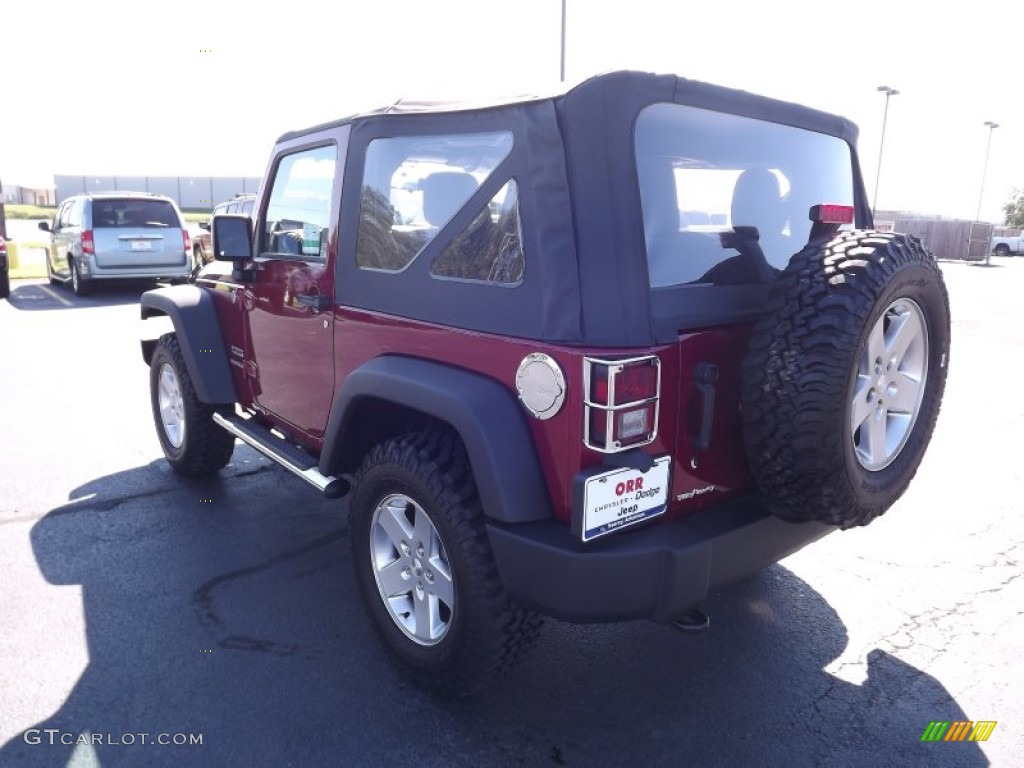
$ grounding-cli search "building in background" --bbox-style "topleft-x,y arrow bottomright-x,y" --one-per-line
53,176 -> 261,210
1,185 -> 56,206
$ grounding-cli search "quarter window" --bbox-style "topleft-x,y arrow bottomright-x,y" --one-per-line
355,132 -> 514,272
430,180 -> 524,285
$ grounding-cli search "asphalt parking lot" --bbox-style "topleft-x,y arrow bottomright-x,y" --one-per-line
0,259 -> 1021,767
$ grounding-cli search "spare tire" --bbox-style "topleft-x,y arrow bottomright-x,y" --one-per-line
741,231 -> 950,528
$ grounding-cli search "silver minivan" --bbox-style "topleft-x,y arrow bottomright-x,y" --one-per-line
40,192 -> 191,296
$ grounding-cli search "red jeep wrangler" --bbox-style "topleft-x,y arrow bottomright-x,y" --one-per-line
141,71 -> 950,694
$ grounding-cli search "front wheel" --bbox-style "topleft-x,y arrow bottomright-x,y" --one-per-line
742,231 -> 950,529
149,334 -> 235,476
349,429 -> 542,695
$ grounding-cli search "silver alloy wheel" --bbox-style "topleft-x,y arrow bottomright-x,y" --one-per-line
157,363 -> 186,449
71,261 -> 80,293
370,493 -> 454,646
850,298 -> 929,471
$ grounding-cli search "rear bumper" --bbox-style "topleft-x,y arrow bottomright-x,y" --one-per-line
85,259 -> 191,280
486,496 -> 834,623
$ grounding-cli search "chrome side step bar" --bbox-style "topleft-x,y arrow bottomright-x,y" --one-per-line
213,412 -> 350,499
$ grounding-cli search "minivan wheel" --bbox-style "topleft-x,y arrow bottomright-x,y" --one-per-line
70,258 -> 92,297
349,429 -> 542,696
741,231 -> 950,529
149,333 -> 235,476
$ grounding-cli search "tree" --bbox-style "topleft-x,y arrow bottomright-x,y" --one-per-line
1003,188 -> 1024,228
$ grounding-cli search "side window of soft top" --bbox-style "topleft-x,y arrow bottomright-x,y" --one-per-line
261,144 -> 338,260
354,131 -> 519,284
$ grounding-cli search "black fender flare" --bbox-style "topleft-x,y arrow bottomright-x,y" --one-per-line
140,285 -> 237,404
322,356 -> 553,524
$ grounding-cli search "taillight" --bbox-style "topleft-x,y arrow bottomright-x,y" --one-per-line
810,204 -> 855,224
808,203 -> 855,241
584,355 -> 661,452
81,230 -> 95,255
183,230 -> 191,253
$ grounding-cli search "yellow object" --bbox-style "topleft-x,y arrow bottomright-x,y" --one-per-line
7,241 -> 49,279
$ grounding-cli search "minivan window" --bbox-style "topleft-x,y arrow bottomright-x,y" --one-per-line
55,202 -> 70,229
635,103 -> 855,287
67,198 -> 84,227
91,198 -> 180,228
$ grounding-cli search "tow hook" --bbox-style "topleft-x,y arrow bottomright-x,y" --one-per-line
671,608 -> 710,633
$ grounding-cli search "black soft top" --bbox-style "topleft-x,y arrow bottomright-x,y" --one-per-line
279,70 -> 858,147
313,72 -> 867,346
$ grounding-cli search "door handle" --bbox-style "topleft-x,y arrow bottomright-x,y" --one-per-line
295,292 -> 331,313
690,362 -> 718,452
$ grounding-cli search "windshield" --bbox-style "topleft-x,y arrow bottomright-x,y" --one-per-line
635,103 -> 855,287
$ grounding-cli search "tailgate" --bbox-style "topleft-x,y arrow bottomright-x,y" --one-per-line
90,198 -> 187,268
94,228 -> 186,268
669,325 -> 754,516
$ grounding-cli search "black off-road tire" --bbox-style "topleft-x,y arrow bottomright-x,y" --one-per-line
741,231 -> 950,529
349,428 -> 543,696
149,333 -> 235,477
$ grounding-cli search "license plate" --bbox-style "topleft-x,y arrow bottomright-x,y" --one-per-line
577,456 -> 671,542
130,240 -> 152,251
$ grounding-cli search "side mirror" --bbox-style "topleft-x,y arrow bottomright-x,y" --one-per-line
198,220 -> 211,231
212,214 -> 253,261
38,221 -> 52,232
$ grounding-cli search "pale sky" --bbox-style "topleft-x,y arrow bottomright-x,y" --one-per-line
2,0 -> 1019,222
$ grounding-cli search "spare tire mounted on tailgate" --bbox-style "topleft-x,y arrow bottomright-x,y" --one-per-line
742,231 -> 951,529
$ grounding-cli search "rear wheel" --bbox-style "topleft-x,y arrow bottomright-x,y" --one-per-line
149,333 -> 235,476
742,231 -> 950,528
0,266 -> 9,300
349,429 -> 542,695
70,258 -> 91,297
193,245 -> 206,271
994,243 -> 1011,257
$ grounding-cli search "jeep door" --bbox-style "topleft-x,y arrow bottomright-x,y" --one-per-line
243,135 -> 346,439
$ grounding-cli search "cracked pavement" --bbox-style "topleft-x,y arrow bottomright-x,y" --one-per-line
0,263 -> 1021,766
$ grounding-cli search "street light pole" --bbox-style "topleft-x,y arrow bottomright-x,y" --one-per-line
560,0 -> 567,82
872,85 -> 899,217
978,120 -> 999,265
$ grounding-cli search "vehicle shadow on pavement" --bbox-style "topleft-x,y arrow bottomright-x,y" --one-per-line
1,461 -> 988,767
5,281 -> 156,311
